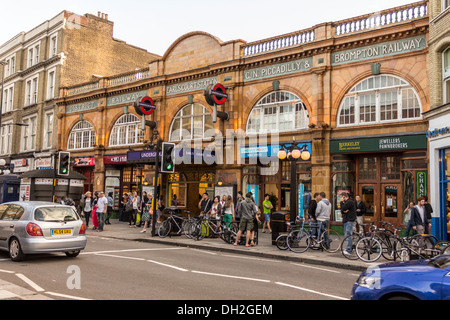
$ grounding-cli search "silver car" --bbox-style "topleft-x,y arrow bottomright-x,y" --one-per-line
0,201 -> 87,262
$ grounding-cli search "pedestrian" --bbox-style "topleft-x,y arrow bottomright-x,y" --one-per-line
354,195 -> 366,234
315,192 -> 332,250
80,191 -> 93,228
233,192 -> 257,247
130,191 -> 139,228
118,193 -> 125,221
222,195 -> 234,229
198,193 -> 212,217
424,196 -> 433,221
341,192 -> 356,255
410,197 -> 431,235
211,196 -> 222,219
171,194 -> 178,207
234,191 -> 244,222
105,192 -> 114,225
92,192 -> 99,230
95,191 -> 108,232
140,194 -> 153,233
249,197 -> 261,246
157,195 -> 165,223
262,194 -> 273,233
403,201 -> 415,237
308,193 -> 320,237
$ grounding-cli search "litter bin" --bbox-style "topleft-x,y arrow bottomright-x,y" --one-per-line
271,211 -> 291,245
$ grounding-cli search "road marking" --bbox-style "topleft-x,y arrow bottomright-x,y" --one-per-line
82,247 -> 184,255
0,269 -> 15,274
45,292 -> 92,300
94,253 -> 146,261
192,270 -> 271,283
147,259 -> 189,272
290,263 -> 341,274
15,274 -> 45,292
275,282 -> 349,300
190,248 -> 217,255
221,254 -> 282,263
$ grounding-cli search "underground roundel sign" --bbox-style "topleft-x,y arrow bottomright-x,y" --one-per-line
134,96 -> 156,116
204,83 -> 228,106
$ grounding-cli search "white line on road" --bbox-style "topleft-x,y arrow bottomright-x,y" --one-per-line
0,269 -> 15,274
275,282 -> 349,300
147,259 -> 189,272
191,270 -> 271,283
45,291 -> 92,300
221,254 -> 282,263
94,253 -> 146,261
15,273 -> 45,292
82,247 -> 184,255
290,263 -> 342,274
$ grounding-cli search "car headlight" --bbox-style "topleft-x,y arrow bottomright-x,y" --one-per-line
357,276 -> 381,289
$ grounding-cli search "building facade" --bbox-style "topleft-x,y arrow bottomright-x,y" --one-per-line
56,1 -> 430,230
0,10 -> 160,186
425,0 -> 450,240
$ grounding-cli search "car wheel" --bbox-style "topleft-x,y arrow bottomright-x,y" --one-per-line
65,250 -> 81,258
9,238 -> 25,262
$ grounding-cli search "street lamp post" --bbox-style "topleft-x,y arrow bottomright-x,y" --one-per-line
278,142 -> 311,220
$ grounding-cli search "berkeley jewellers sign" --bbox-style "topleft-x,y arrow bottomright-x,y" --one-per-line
332,35 -> 426,66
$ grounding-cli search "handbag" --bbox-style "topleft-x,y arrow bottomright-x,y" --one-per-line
125,202 -> 133,213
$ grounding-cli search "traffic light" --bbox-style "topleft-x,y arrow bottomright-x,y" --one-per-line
58,152 -> 71,176
161,143 -> 175,174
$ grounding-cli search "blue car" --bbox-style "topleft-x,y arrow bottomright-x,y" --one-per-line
351,255 -> 450,300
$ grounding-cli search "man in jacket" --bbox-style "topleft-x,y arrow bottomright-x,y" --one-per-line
341,193 -> 356,255
315,192 -> 332,249
233,192 -> 257,247
411,197 -> 431,235
355,195 -> 366,234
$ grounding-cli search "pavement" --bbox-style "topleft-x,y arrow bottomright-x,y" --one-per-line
1,219 -> 386,300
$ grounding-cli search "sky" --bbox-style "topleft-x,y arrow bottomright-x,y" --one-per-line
1,0 -> 419,56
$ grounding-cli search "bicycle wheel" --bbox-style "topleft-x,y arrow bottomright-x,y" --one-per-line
356,237 -> 382,263
381,235 -> 400,261
275,234 -> 289,251
287,229 -> 310,253
341,234 -> 360,260
321,229 -> 342,253
158,219 -> 172,238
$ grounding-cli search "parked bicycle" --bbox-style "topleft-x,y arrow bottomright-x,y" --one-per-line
340,222 -> 376,260
157,209 -> 190,238
287,219 -> 342,253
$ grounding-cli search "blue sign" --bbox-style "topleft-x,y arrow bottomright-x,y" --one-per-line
240,143 -> 312,160
247,184 -> 259,205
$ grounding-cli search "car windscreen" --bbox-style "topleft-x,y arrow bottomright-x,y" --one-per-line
34,207 -> 79,222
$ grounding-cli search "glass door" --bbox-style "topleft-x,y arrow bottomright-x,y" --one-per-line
381,184 -> 401,225
360,184 -> 376,222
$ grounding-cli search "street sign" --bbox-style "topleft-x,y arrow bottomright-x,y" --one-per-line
134,96 -> 156,116
204,83 -> 228,106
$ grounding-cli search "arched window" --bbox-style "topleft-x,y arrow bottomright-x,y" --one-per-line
109,114 -> 143,147
337,74 -> 422,127
169,104 -> 213,142
67,121 -> 96,150
246,91 -> 309,134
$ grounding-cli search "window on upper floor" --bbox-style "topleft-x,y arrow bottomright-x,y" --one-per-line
444,47 -> 450,104
0,122 -> 12,155
68,121 -> 96,150
109,114 -> 144,147
169,104 -> 214,142
21,115 -> 37,152
337,74 -> 422,127
246,91 -> 309,134
444,0 -> 450,10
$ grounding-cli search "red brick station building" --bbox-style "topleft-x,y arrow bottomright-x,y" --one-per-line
53,1 -> 449,239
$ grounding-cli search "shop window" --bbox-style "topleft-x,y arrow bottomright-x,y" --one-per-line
109,114 -> 143,147
338,74 -> 422,127
68,121 -> 96,150
333,172 -> 355,221
246,91 -> 309,134
381,156 -> 401,180
169,104 -> 213,142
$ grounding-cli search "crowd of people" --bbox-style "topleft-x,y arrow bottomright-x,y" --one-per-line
68,188 -> 434,250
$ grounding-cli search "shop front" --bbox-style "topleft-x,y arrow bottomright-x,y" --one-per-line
330,134 -> 428,227
426,103 -> 450,240
73,156 -> 95,194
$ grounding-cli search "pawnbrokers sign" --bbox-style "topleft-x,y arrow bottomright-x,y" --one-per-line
330,134 -> 427,153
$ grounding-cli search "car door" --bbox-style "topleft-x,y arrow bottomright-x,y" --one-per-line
0,204 -> 24,249
442,270 -> 450,300
0,204 -> 13,249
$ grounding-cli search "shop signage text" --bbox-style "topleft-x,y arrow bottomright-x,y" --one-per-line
103,154 -> 127,165
427,126 -> 450,139
332,35 -> 426,66
330,135 -> 427,153
240,143 -> 312,159
166,77 -> 218,96
66,100 -> 98,114
244,58 -> 313,82
107,90 -> 147,107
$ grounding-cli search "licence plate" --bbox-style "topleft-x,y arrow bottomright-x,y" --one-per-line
51,229 -> 73,236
